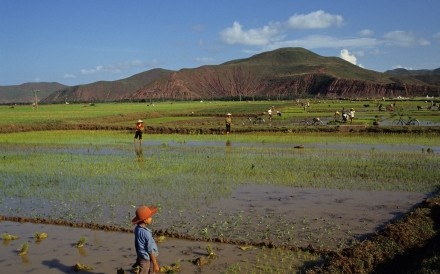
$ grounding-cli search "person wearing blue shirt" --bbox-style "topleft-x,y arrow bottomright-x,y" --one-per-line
132,205 -> 159,273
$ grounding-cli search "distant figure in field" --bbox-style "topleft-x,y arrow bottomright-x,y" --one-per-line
349,108 -> 355,123
225,113 -> 232,134
334,111 -> 340,122
134,120 -> 144,145
267,109 -> 273,121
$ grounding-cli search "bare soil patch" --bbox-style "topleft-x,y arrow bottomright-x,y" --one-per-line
1,186 -> 428,273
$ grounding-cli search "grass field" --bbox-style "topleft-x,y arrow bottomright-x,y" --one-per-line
2,98 -> 439,130
1,99 -> 439,273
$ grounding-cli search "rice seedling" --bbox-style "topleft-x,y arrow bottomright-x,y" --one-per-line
73,262 -> 94,272
34,232 -> 48,241
224,247 -> 321,273
206,244 -> 217,259
18,242 -> 29,256
2,233 -> 19,240
74,236 -> 87,248
159,261 -> 182,273
0,130 -> 439,252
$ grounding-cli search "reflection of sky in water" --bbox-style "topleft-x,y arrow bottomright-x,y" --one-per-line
1,141 -> 438,155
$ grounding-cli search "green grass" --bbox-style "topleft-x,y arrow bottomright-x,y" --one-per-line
2,99 -> 438,129
0,100 -> 439,257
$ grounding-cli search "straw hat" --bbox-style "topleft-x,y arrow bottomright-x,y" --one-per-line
227,113 -> 232,116
137,120 -> 144,123
131,205 -> 158,224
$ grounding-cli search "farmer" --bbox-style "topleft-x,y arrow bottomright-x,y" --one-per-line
225,113 -> 232,134
134,120 -> 144,145
349,108 -> 355,123
132,205 -> 160,274
334,111 -> 340,122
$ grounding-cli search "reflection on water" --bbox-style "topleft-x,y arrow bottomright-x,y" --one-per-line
134,146 -> 144,162
77,246 -> 87,256
225,140 -> 232,157
20,254 -> 30,264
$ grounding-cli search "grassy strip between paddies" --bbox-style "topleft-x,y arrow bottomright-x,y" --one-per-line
0,130 -> 440,146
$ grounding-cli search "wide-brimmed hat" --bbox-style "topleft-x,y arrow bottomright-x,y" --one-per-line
137,120 -> 144,123
131,205 -> 158,224
227,113 -> 231,116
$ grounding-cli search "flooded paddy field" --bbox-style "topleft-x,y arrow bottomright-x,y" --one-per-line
1,132 -> 439,273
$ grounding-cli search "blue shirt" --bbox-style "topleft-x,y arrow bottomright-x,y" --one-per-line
134,224 -> 159,261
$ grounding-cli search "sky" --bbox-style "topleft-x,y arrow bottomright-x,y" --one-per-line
1,0 -> 439,86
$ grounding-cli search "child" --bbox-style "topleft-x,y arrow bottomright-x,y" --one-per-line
132,205 -> 160,274
134,120 -> 144,145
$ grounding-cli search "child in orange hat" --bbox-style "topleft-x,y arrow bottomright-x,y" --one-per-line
132,205 -> 159,273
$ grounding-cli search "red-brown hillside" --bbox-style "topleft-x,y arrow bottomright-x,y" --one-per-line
131,48 -> 438,100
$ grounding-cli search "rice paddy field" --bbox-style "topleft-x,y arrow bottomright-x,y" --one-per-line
1,99 -> 440,273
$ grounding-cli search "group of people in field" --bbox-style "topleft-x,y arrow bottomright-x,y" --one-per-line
335,107 -> 355,123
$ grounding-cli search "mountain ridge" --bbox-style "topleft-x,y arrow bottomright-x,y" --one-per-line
1,48 -> 439,104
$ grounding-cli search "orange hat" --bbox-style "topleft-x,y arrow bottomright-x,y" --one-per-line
131,205 -> 158,224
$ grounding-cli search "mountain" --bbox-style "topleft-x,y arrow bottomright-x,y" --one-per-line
41,68 -> 173,103
385,67 -> 440,86
132,47 -> 439,100
0,82 -> 67,104
2,48 -> 439,104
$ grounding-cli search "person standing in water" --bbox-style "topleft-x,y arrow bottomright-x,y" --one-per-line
225,113 -> 232,134
134,120 -> 144,145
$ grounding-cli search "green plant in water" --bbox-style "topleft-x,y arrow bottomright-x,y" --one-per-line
73,262 -> 94,272
18,242 -> 29,256
206,244 -> 217,259
2,233 -> 19,240
74,236 -> 87,248
34,232 -> 48,241
159,261 -> 182,273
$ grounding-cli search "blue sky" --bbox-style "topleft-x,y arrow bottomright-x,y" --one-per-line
1,0 -> 439,86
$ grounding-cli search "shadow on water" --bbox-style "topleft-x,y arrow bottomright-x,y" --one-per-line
42,259 -> 105,274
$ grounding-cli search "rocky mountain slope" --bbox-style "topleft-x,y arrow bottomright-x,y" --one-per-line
132,48 -> 438,100
41,68 -> 172,103
1,48 -> 439,104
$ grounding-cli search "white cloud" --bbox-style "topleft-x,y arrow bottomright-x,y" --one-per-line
220,21 -> 280,46
63,74 -> 76,79
383,31 -> 430,47
359,29 -> 374,36
392,65 -> 414,70
80,60 -> 147,75
268,35 -> 378,49
286,10 -> 343,29
220,10 -> 344,46
340,49 -> 357,64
